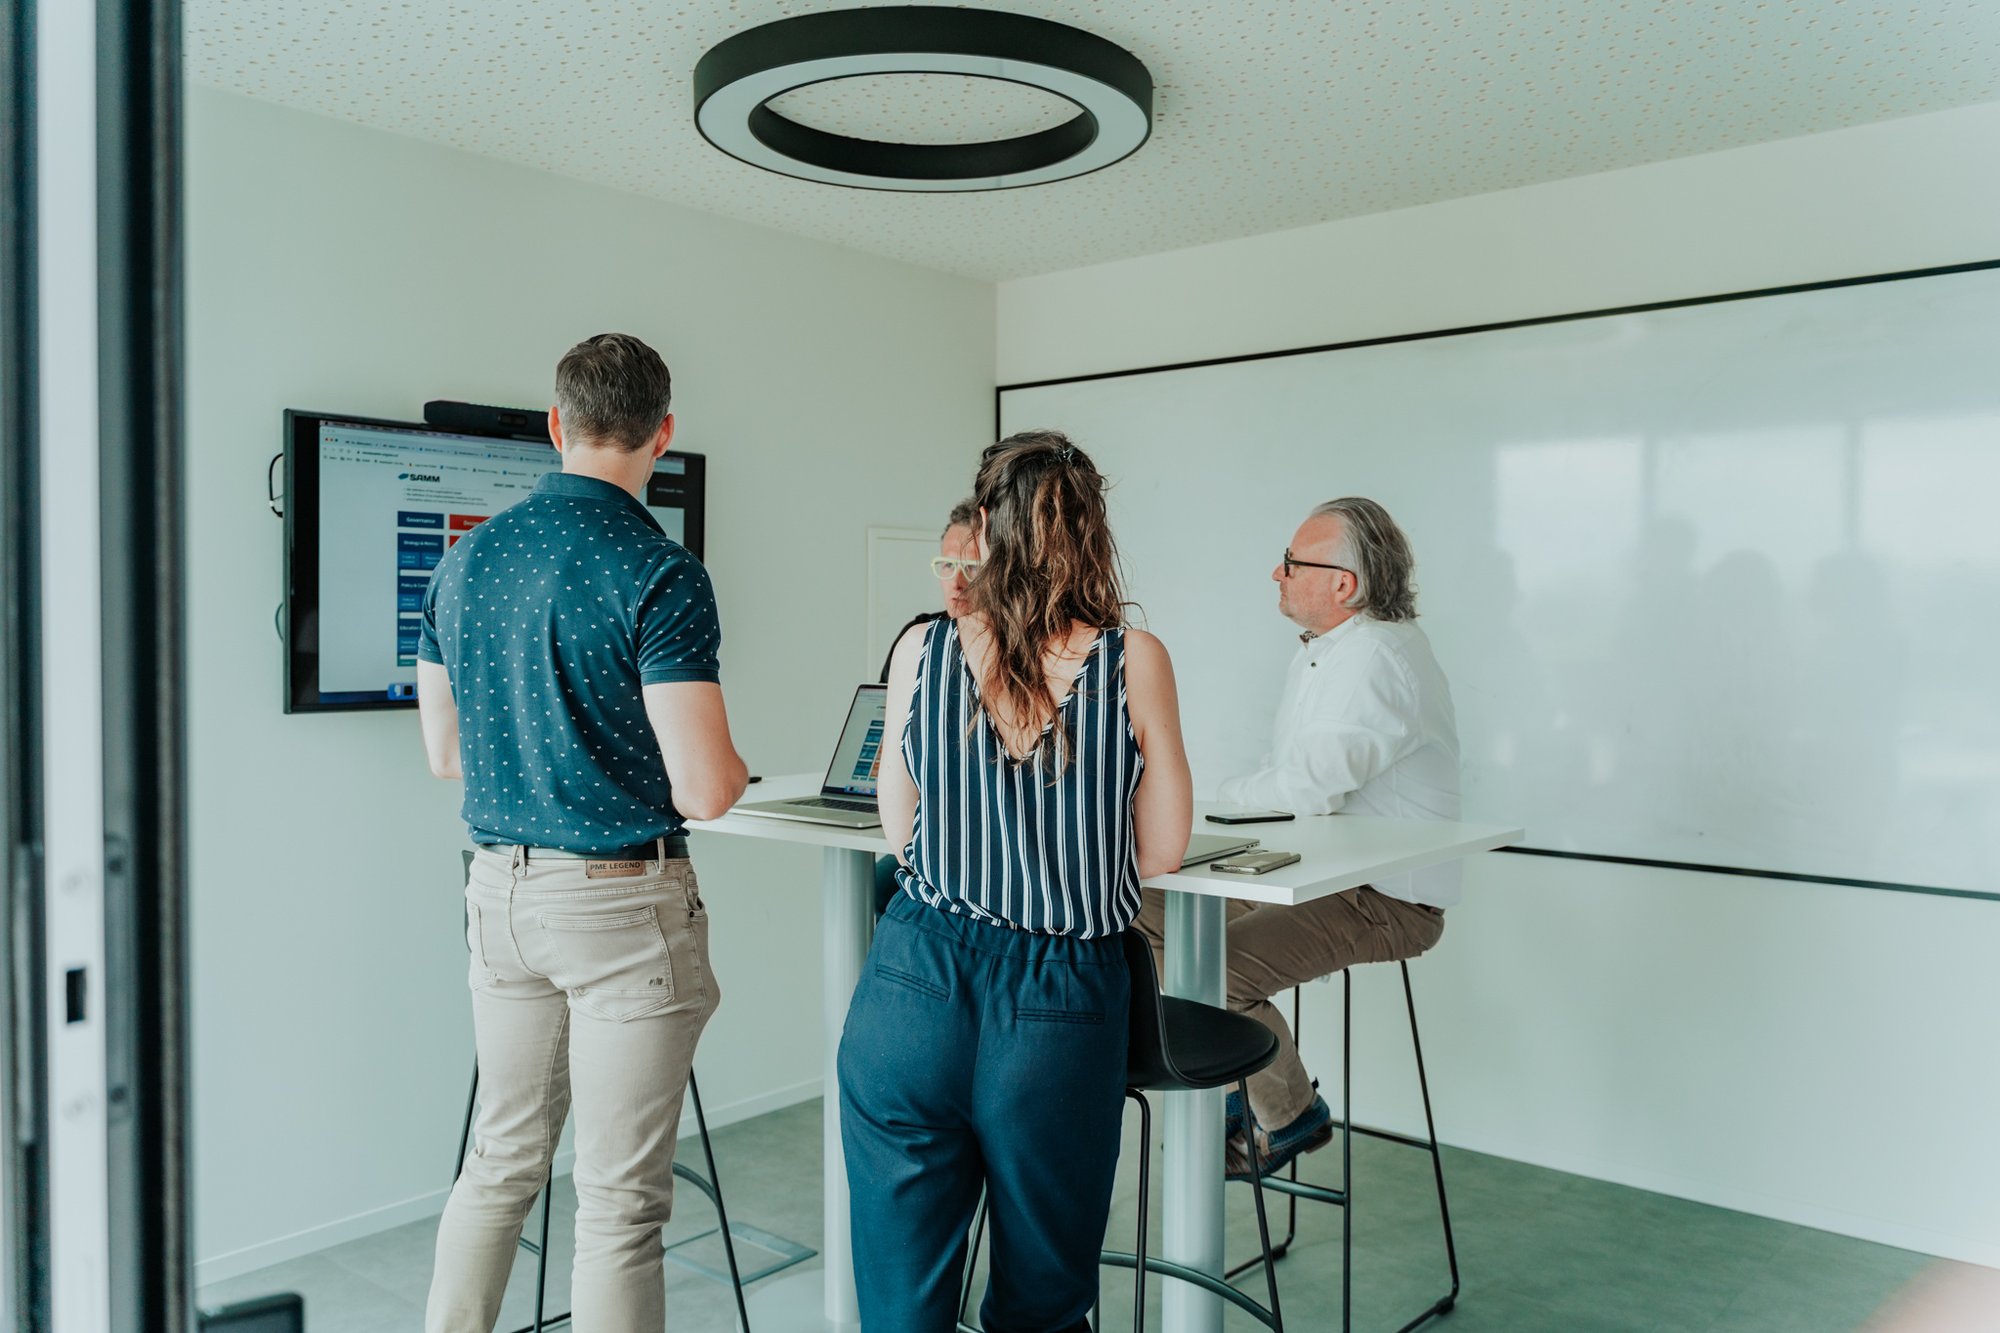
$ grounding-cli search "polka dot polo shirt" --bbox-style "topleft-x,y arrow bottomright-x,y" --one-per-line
417,471 -> 721,852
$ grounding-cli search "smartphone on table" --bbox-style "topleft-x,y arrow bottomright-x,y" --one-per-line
1210,850 -> 1303,876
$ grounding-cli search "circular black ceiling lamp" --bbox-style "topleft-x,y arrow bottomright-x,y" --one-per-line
694,7 -> 1154,193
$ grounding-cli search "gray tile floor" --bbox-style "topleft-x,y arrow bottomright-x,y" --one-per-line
197,1097 -> 1988,1331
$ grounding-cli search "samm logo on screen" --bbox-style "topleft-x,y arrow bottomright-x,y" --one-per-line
399,470 -> 444,483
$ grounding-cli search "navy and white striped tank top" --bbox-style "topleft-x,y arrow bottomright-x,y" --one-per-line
896,618 -> 1145,939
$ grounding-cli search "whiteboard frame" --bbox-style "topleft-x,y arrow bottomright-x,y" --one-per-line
998,258 -> 2000,904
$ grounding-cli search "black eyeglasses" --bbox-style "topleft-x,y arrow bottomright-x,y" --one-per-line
1281,548 -> 1352,579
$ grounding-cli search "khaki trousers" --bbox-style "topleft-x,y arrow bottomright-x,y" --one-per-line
426,846 -> 719,1333
1131,885 -> 1443,1129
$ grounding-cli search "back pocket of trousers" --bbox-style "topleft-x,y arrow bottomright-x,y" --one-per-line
539,905 -> 677,1022
875,963 -> 947,1002
1016,1007 -> 1105,1025
1015,963 -> 1116,1025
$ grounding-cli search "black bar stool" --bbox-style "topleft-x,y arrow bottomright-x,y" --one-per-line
1223,961 -> 1461,1333
451,1064 -> 753,1333
958,930 -> 1289,1332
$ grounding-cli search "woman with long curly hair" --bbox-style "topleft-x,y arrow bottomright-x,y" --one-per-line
838,430 -> 1193,1330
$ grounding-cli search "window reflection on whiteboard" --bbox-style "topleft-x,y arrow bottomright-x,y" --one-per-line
1001,264 -> 2000,893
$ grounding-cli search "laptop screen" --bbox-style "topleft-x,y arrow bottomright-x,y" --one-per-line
822,685 -> 890,797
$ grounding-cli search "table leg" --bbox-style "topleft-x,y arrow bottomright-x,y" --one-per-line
818,847 -> 874,1330
1161,888 -> 1227,1333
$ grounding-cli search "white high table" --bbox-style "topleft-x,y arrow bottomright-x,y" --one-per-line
689,774 -> 1521,1333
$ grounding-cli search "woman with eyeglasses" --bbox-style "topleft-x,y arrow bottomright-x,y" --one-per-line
838,430 -> 1194,1331
870,499 -> 981,916
875,498 -> 982,682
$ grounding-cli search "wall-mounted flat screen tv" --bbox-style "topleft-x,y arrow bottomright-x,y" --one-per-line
282,410 -> 706,713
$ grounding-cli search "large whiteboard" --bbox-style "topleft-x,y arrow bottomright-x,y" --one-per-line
1001,265 -> 2000,895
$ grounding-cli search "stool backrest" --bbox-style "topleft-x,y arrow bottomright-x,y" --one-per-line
1120,929 -> 1176,1089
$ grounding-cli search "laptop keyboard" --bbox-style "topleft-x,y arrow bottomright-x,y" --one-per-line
797,796 -> 876,813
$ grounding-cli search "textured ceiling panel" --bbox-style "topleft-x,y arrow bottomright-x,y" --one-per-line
185,1 -> 2000,280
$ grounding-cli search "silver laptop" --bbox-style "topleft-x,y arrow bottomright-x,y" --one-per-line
1180,832 -> 1261,868
734,686 -> 1270,850
736,685 -> 888,828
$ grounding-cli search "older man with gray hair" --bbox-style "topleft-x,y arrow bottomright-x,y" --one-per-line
1133,496 -> 1460,1179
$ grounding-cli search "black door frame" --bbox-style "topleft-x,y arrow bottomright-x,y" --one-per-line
1,0 -> 51,1322
97,0 -> 188,1326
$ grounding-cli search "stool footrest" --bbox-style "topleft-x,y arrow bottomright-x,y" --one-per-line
1330,1117 -> 1441,1153
497,1313 -> 570,1333
1098,1249 -> 1282,1330
1255,1176 -> 1347,1207
664,1220 -> 815,1287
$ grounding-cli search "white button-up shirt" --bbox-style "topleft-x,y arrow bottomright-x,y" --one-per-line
1217,615 -> 1463,908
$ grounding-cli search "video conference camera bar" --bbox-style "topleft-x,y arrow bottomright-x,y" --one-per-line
423,400 -> 552,445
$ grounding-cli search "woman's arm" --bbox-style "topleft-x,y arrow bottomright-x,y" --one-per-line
1123,629 -> 1193,877
877,620 -> 930,863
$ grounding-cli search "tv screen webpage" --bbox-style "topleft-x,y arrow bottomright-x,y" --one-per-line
284,410 -> 706,712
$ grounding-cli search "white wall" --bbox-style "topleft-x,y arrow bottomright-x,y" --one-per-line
186,85 -> 993,1281
1002,102 -> 2000,384
999,101 -> 2000,1267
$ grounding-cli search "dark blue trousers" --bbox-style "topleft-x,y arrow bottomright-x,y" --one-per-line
838,893 -> 1131,1333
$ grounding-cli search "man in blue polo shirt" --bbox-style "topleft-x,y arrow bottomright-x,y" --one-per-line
416,333 -> 747,1332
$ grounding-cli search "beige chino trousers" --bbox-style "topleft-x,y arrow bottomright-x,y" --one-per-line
426,845 -> 718,1333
